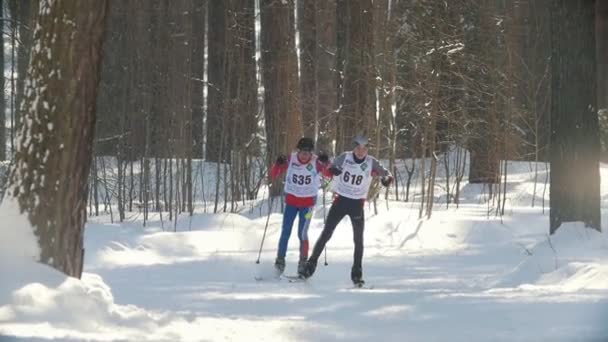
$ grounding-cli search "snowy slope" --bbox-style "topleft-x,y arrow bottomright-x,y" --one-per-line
1,161 -> 608,341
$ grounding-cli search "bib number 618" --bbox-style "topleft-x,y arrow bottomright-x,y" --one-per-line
343,171 -> 363,185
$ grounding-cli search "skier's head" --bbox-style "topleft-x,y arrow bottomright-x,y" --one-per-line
352,135 -> 370,159
296,137 -> 314,162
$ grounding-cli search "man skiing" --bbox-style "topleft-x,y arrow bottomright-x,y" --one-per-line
301,135 -> 393,286
270,137 -> 330,277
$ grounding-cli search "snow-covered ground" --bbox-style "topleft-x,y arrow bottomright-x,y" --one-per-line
2,161 -> 608,341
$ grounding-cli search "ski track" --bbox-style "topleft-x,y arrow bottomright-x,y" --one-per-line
80,203 -> 608,342
3,160 -> 608,341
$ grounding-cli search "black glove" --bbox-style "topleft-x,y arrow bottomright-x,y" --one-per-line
318,152 -> 329,163
276,155 -> 287,165
381,176 -> 393,187
329,166 -> 342,176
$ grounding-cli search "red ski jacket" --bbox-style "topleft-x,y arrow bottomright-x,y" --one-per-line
270,154 -> 331,208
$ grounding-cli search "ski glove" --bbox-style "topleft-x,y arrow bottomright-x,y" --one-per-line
381,176 -> 393,187
276,155 -> 287,165
329,166 -> 342,176
318,152 -> 329,163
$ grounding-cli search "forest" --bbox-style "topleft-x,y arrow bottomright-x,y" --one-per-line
0,0 -> 604,277
0,1 -> 607,341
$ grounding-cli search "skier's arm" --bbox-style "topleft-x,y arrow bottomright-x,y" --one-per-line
315,152 -> 332,178
371,157 -> 393,186
328,153 -> 348,176
270,155 -> 290,181
371,157 -> 391,178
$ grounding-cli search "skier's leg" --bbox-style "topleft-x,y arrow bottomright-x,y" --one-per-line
277,205 -> 298,257
308,199 -> 346,263
297,207 -> 313,259
302,198 -> 347,278
349,200 -> 365,282
275,205 -> 298,273
297,207 -> 313,275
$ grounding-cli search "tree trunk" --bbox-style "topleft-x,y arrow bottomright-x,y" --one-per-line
0,0 -> 5,161
549,0 -> 601,234
191,0 -> 206,159
94,0 -> 126,157
92,156 -> 99,216
261,0 -> 303,196
315,0 -> 337,152
206,0 -> 226,162
236,0 -> 257,200
404,158 -> 415,202
335,0 -> 347,153
6,0 -> 109,278
299,0 -> 338,151
299,0 -> 316,138
9,4 -> 15,156
597,0 -> 608,115
465,0 -> 500,185
336,0 -> 375,151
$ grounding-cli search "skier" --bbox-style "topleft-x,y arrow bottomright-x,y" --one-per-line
300,135 -> 393,286
270,137 -> 330,277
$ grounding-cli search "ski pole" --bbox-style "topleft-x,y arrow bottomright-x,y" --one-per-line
323,180 -> 328,266
256,186 -> 274,264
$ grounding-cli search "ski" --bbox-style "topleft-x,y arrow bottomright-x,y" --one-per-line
254,274 -> 306,282
352,281 -> 373,289
352,284 -> 374,289
282,274 -> 306,282
254,275 -> 280,282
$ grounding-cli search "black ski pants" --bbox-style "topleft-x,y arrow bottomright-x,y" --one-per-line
309,195 -> 365,270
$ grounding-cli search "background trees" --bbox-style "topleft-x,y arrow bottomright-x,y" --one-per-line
0,0 -> 604,277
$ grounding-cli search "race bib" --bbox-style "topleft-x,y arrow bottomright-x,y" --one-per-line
332,153 -> 372,199
284,152 -> 320,197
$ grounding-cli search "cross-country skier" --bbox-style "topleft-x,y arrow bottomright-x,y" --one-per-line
270,137 -> 330,277
300,135 -> 393,286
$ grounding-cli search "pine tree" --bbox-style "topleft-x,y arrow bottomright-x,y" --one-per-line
549,0 -> 601,234
260,0 -> 303,195
7,0 -> 109,278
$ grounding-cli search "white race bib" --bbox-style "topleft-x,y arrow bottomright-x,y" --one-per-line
332,153 -> 373,199
284,152 -> 320,197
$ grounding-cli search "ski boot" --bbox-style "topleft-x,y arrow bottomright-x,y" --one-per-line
274,256 -> 285,276
297,257 -> 308,278
351,266 -> 365,287
301,259 -> 317,279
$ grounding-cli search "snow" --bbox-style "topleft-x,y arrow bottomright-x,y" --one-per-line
0,197 -> 40,261
1,161 -> 608,341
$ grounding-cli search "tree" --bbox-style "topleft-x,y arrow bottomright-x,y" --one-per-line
206,0 -> 226,162
298,0 -> 337,152
298,0 -> 317,138
260,0 -> 303,195
6,0 -> 109,278
336,0 -> 376,152
598,0 -> 608,116
597,0 -> 608,161
549,0 -> 601,234
315,0 -> 338,153
191,0 -> 206,159
464,0 -> 501,185
225,0 -> 257,205
0,0 -> 5,161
